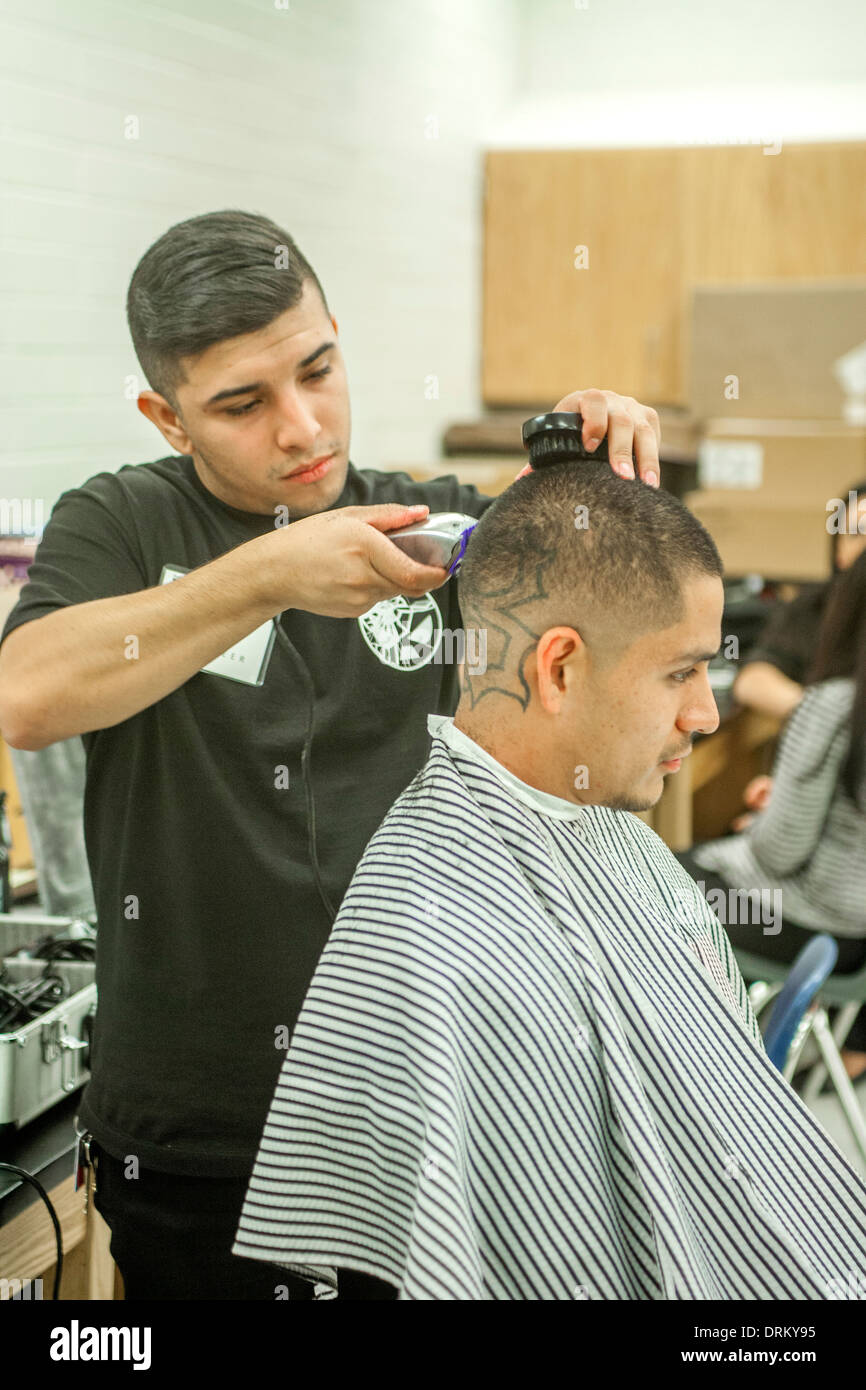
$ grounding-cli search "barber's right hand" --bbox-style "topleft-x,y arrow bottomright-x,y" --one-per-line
258,503 -> 450,618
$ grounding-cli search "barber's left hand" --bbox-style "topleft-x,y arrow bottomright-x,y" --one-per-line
514,388 -> 661,486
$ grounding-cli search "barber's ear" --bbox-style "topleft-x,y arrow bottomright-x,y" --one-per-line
136,391 -> 193,455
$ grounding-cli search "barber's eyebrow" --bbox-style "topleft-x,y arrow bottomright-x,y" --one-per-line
204,341 -> 336,406
669,646 -> 721,667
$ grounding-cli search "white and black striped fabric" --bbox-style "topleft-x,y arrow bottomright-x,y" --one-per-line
693,678 -> 866,935
233,713 -> 866,1299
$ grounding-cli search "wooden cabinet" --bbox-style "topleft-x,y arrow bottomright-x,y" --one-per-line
483,143 -> 866,407
0,736 -> 34,874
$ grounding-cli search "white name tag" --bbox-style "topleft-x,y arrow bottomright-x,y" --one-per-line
159,564 -> 276,686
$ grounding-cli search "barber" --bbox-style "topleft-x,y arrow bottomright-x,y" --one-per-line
0,209 -> 661,1301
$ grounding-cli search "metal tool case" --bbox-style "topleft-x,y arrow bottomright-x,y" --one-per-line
0,914 -> 96,1141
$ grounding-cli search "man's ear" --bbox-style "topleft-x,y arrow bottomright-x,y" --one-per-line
136,391 -> 194,455
536,627 -> 582,712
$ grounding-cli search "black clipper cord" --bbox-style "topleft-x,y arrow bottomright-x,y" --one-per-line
272,621 -> 338,927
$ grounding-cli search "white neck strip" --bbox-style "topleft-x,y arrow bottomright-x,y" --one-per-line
427,714 -> 589,822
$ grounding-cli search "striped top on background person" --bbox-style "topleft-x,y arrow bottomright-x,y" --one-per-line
691,677 -> 866,935
232,713 -> 866,1301
695,543 -> 866,935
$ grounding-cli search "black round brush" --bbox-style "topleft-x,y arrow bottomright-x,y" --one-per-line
521,411 -> 610,469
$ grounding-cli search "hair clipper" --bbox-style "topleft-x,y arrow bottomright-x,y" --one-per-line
387,512 -> 478,577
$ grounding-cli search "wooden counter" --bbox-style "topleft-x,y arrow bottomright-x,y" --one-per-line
0,1092 -> 122,1300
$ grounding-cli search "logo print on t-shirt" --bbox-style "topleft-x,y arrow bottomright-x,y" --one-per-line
358,594 -> 443,670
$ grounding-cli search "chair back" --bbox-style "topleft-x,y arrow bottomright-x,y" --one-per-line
762,935 -> 839,1071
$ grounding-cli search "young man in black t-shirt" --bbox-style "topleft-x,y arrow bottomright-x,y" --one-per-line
0,209 -> 662,1300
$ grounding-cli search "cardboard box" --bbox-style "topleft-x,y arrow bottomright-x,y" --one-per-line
689,279 -> 866,421
698,419 -> 866,506
685,489 -> 833,581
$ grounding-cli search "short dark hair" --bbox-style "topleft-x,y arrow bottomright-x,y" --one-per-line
457,461 -> 723,695
126,209 -> 328,407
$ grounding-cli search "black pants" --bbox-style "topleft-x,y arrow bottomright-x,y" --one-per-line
674,847 -> 866,1051
90,1139 -> 397,1300
90,1139 -> 317,1300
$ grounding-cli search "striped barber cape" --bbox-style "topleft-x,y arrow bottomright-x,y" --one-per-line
233,713 -> 866,1300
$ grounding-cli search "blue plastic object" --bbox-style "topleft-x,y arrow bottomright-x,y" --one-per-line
762,934 -> 839,1071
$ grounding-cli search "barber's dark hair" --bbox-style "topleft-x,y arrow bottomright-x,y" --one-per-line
126,209 -> 328,408
808,546 -> 866,809
457,461 -> 723,702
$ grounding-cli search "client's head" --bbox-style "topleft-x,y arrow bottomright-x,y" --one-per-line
455,462 -> 724,812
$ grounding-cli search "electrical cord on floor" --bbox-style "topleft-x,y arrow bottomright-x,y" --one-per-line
0,1161 -> 62,1298
272,622 -> 338,926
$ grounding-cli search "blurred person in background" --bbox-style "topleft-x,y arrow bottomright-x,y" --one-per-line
731,480 -> 866,831
734,480 -> 866,722
676,547 -> 866,1079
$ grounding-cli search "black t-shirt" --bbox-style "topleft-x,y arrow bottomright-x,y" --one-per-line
0,455 -> 495,1175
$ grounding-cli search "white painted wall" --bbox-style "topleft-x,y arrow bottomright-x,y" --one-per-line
0,0 -> 518,520
489,0 -> 866,149
3,0 -> 863,524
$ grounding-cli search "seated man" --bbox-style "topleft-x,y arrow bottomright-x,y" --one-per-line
233,462 -> 866,1300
